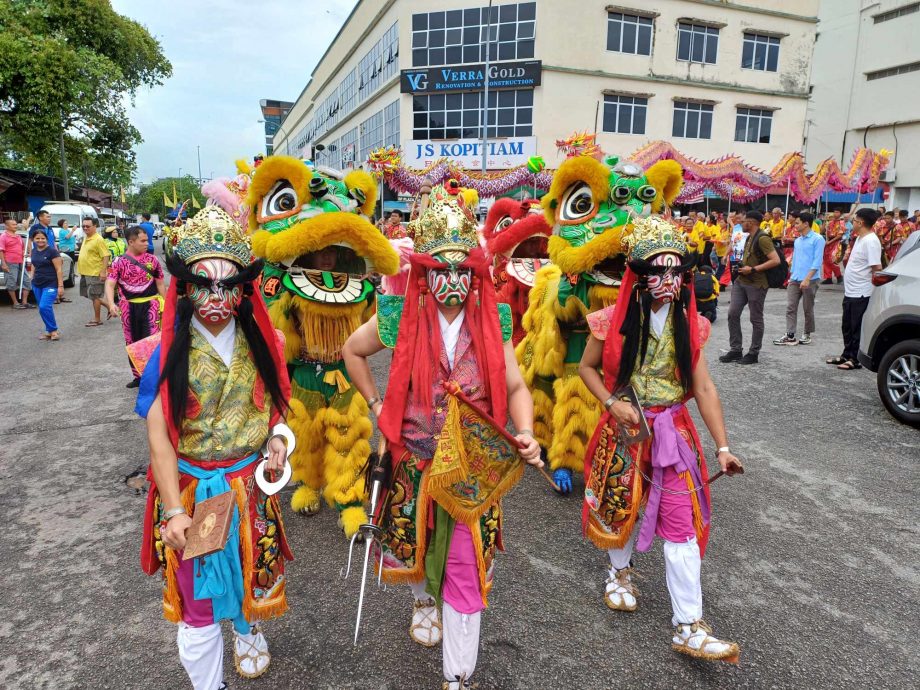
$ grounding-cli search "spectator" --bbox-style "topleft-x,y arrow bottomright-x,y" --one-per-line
714,216 -> 730,279
1,217 -> 33,309
721,210 -> 781,365
104,226 -> 166,387
774,212 -> 825,346
77,217 -> 110,327
28,229 -> 63,341
28,210 -> 56,254
828,208 -> 882,370
138,213 -> 156,254
762,207 -> 786,240
382,210 -> 407,239
53,219 -> 76,304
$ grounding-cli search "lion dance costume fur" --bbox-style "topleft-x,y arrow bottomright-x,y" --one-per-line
246,156 -> 399,536
482,198 -> 552,346
517,155 -> 683,490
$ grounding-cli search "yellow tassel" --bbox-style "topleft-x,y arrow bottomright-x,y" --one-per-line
426,394 -> 468,493
291,299 -> 366,363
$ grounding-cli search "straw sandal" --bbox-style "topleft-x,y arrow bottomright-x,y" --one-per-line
604,567 -> 639,611
409,599 -> 442,647
672,620 -> 740,663
233,625 -> 271,679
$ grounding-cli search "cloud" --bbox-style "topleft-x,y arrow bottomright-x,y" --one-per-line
111,0 -> 357,184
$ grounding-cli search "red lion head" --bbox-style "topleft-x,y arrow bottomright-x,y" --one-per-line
483,198 -> 552,289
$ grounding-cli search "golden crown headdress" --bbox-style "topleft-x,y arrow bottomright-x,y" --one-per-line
172,205 -> 252,266
623,215 -> 688,262
411,182 -> 479,262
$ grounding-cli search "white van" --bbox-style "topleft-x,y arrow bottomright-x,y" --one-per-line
39,201 -> 99,251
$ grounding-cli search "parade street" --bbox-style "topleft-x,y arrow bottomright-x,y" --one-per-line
0,282 -> 916,690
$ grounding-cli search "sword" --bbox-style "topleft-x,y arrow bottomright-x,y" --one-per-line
341,437 -> 390,645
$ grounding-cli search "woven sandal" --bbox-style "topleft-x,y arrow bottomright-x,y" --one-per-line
672,620 -> 740,663
234,625 -> 271,679
409,599 -> 442,647
604,567 -> 639,612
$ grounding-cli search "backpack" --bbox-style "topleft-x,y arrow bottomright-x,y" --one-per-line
751,230 -> 788,289
694,268 -> 715,300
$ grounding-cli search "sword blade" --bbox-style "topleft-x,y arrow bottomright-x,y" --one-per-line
353,534 -> 374,645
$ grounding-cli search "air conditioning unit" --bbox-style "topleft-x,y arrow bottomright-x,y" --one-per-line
879,169 -> 896,182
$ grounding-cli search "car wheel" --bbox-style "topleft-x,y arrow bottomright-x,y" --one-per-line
64,260 -> 75,288
876,338 -> 920,427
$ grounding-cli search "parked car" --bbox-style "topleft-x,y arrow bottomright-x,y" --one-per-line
0,230 -> 76,292
858,246 -> 920,427
40,202 -> 96,251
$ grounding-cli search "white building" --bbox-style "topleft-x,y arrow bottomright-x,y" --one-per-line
806,0 -> 920,211
272,0 -> 819,198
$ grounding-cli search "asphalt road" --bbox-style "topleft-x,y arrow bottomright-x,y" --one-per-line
1,272 -> 917,690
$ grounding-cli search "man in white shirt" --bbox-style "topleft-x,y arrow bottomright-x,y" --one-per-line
828,208 -> 882,370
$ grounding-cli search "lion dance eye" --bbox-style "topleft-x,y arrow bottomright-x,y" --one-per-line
637,185 -> 658,202
261,180 -> 299,218
611,185 -> 633,204
560,183 -> 596,221
495,216 -> 514,232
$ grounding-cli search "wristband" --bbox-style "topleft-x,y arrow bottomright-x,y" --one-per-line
518,429 -> 534,437
366,396 -> 381,409
162,506 -> 187,521
716,446 -> 730,455
603,394 -> 617,410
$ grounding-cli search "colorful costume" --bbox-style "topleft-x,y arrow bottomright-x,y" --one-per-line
108,251 -> 164,379
246,156 -> 399,536
374,183 -> 518,690
482,197 -> 552,346
582,215 -> 739,663
517,155 -> 683,491
822,217 -> 846,281
135,205 -> 298,687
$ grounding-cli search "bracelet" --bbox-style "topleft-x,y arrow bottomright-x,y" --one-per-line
603,394 -> 617,410
162,506 -> 186,521
716,446 -> 730,455
366,396 -> 381,409
518,429 -> 534,437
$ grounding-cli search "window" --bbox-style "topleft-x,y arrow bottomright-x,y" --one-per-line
359,22 -> 399,102
677,22 -> 719,64
383,100 -> 400,147
742,33 -> 780,72
359,110 -> 385,165
411,2 -> 536,67
607,12 -> 653,55
412,89 -> 533,139
874,2 -> 919,23
866,60 -> 920,80
735,108 -> 773,143
602,95 -> 647,135
672,101 -> 713,139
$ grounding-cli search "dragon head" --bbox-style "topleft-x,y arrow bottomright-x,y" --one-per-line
246,155 -> 398,305
541,155 -> 683,284
483,197 -> 552,288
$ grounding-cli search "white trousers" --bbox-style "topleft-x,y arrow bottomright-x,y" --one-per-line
607,534 -> 703,626
409,579 -> 431,602
177,622 -> 224,690
442,600 -> 481,684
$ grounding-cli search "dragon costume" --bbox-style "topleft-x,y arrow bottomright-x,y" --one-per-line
516,155 -> 683,492
482,197 -> 552,347
246,156 -> 399,537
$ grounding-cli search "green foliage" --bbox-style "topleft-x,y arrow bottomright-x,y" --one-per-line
0,0 -> 171,187
127,176 -> 201,216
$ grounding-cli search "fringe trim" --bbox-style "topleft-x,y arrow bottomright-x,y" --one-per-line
584,464 -> 642,550
288,299 -> 366,363
431,461 -> 524,528
162,482 -> 197,624
239,476 -> 288,622
381,470 -> 431,586
470,523 -> 491,609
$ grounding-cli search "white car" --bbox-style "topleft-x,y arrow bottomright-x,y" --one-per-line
858,244 -> 920,427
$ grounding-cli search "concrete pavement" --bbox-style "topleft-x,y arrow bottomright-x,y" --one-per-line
0,276 -> 917,689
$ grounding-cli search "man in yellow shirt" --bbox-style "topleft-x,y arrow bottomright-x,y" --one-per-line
76,217 -> 110,326
761,208 -> 787,240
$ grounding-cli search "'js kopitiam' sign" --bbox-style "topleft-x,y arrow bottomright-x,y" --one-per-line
403,137 -> 537,169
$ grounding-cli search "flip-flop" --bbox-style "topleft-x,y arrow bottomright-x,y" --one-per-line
49,333 -> 60,341
59,297 -> 72,303
38,334 -> 51,340
826,356 -> 846,365
837,360 -> 861,370
84,321 -> 102,327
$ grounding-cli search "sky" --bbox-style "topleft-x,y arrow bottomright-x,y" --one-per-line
111,0 -> 358,185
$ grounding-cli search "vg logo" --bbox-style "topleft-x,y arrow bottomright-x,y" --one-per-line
405,71 -> 428,91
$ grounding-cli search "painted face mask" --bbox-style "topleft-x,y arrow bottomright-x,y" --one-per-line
188,258 -> 243,323
427,266 -> 472,306
645,253 -> 684,303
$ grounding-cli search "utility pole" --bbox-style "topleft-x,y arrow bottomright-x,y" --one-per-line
59,112 -> 70,200
197,145 -> 203,184
480,0 -> 494,177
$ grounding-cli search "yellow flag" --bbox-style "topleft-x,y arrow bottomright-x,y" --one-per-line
120,186 -> 126,204
163,191 -> 171,207
191,193 -> 201,209
171,183 -> 178,207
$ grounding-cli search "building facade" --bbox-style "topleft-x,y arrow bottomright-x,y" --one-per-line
273,0 -> 819,185
805,0 -> 920,211
259,99 -> 294,155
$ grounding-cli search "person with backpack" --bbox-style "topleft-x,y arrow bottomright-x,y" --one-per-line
773,212 -> 825,347
720,211 -> 781,365
694,263 -> 720,323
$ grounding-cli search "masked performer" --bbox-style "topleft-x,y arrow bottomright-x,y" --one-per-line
482,198 -> 552,346
343,183 -> 542,690
517,155 -> 683,489
135,205 -> 299,688
578,215 -> 743,663
246,156 -> 398,537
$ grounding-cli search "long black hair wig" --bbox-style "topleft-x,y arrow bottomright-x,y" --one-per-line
160,252 -> 288,429
614,254 -> 697,396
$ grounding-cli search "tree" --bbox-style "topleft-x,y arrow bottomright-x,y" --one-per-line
128,176 -> 203,217
0,0 -> 171,188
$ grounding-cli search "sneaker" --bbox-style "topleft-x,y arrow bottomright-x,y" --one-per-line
718,350 -> 743,363
126,379 -> 140,389
739,352 -> 759,365
798,333 -> 813,345
772,334 -> 798,346
820,278 -> 833,285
